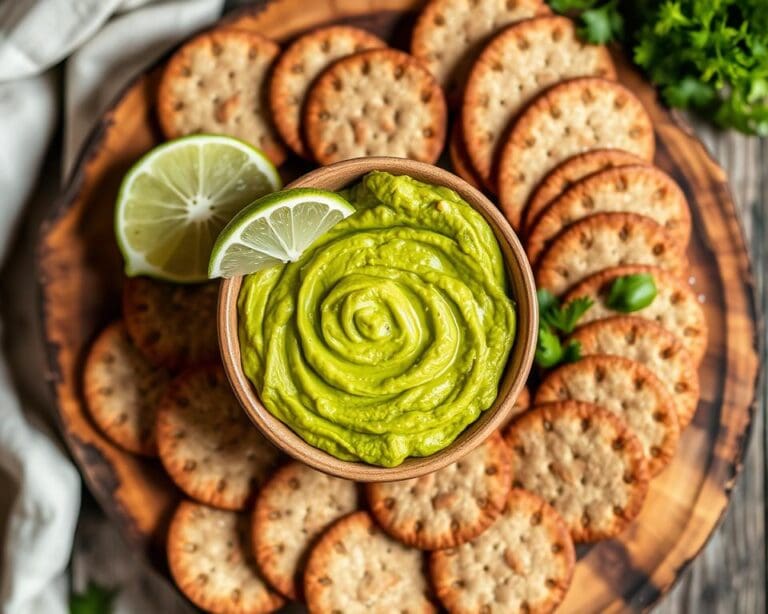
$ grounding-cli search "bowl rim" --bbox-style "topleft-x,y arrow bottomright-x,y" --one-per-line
218,157 -> 538,481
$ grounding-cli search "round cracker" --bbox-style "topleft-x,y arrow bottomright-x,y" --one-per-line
535,212 -> 688,296
535,355 -> 680,475
304,48 -> 447,165
157,365 -> 281,510
167,500 -> 284,614
526,165 -> 691,265
411,0 -> 548,101
569,316 -> 701,428
497,77 -> 655,228
304,511 -> 436,613
448,121 -> 483,190
430,488 -> 575,614
157,29 -> 286,165
252,462 -> 359,600
564,265 -> 708,365
463,16 -> 615,188
122,277 -> 219,371
366,433 -> 511,550
269,26 -> 386,158
524,149 -> 644,231
83,321 -> 170,456
504,401 -> 649,542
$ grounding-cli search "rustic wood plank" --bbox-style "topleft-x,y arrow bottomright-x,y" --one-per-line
654,129 -> 766,614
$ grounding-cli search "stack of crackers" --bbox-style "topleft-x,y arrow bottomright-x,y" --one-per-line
79,0 -> 710,611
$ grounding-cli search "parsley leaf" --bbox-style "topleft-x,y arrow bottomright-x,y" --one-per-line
70,582 -> 117,614
562,340 -> 583,364
547,0 -> 768,135
535,326 -> 564,368
541,296 -> 594,334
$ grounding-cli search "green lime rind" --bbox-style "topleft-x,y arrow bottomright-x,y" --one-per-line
208,188 -> 355,279
115,134 -> 281,283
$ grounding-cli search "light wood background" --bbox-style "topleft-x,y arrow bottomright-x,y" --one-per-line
652,126 -> 766,614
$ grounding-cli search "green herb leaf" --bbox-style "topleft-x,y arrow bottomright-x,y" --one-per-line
606,273 -> 657,312
537,288 -> 558,314
562,340 -> 583,363
579,1 -> 623,44
70,582 -> 117,614
542,296 -> 594,334
535,326 -> 564,368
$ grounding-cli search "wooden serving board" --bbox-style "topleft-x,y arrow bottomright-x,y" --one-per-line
37,0 -> 760,611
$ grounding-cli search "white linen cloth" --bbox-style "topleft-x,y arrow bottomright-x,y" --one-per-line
0,1 -> 224,612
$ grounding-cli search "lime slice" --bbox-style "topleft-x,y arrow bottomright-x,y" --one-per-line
209,188 -> 355,278
115,134 -> 281,283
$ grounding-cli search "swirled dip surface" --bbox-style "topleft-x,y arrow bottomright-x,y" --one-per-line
238,172 -> 516,466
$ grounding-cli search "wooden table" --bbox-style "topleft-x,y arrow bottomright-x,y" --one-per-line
654,125 -> 766,614
0,92 -> 763,614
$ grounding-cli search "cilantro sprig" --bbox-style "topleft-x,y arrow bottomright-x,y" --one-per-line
70,582 -> 117,614
547,0 -> 768,135
535,290 -> 593,369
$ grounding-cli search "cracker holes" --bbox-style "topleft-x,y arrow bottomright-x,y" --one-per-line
626,328 -> 637,344
650,446 -> 662,458
595,366 -> 606,382
629,126 -> 644,139
434,14 -> 445,26
612,437 -> 625,451
613,505 -> 625,517
618,224 -> 630,241
652,243 -> 665,255
321,40 -> 331,53
635,377 -> 645,391
675,382 -> 688,393
615,176 -> 629,191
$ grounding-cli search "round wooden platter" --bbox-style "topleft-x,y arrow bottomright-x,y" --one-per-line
37,0 -> 759,611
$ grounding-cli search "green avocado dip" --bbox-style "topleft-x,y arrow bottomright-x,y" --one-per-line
237,172 -> 516,467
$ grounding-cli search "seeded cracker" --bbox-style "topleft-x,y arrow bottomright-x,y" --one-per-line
411,0 -> 549,101
84,321 -> 170,456
462,16 -> 615,188
535,355 -> 680,475
535,212 -> 688,296
569,316 -> 701,428
497,77 -> 655,228
156,365 -> 281,510
564,265 -> 708,365
430,489 -> 575,614
122,277 -> 219,371
269,26 -> 386,158
304,48 -> 447,165
524,149 -> 643,231
448,121 -> 483,190
157,29 -> 286,165
167,500 -> 284,613
252,462 -> 359,599
504,401 -> 649,542
367,433 -> 511,550
304,511 -> 436,614
526,165 -> 691,265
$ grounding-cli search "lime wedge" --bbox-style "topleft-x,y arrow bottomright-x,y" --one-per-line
115,134 -> 281,283
209,188 -> 355,278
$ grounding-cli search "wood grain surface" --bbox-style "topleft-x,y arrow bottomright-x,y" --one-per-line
34,1 -> 761,612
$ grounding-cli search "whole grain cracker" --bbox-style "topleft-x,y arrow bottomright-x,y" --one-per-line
526,165 -> 691,265
535,355 -> 680,475
524,149 -> 644,231
504,401 -> 649,542
157,29 -> 286,165
366,433 -> 511,550
569,316 -> 700,428
304,511 -> 436,614
564,265 -> 708,365
535,212 -> 688,296
83,321 -> 170,456
167,500 -> 284,614
501,385 -> 532,429
411,0 -> 549,101
252,462 -> 359,600
497,77 -> 655,228
430,488 -> 575,614
122,277 -> 219,371
448,121 -> 483,190
269,26 -> 386,158
462,16 -> 615,188
304,48 -> 447,165
156,365 -> 280,510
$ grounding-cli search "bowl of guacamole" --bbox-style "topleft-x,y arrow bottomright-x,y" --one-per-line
219,158 -> 537,481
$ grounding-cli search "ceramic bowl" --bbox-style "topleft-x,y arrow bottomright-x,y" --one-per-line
218,157 -> 537,481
